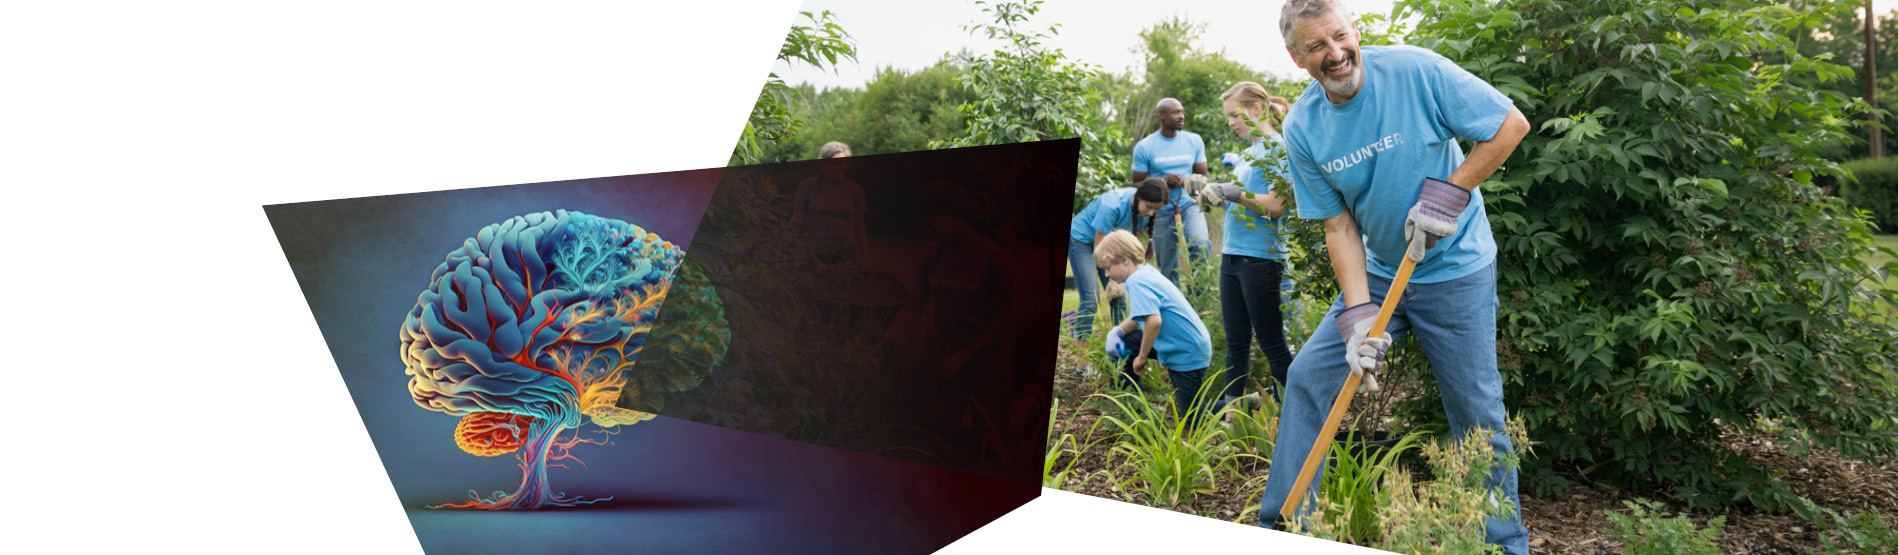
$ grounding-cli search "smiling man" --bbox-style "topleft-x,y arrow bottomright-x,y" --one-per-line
1254,0 -> 1532,553
1128,97 -> 1212,288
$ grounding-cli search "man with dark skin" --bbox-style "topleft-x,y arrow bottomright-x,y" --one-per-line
1129,97 -> 1213,288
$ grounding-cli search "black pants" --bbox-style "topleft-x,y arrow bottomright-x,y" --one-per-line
1115,328 -> 1213,433
1219,254 -> 1295,401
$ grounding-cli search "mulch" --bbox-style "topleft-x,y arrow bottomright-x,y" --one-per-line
1046,342 -> 1898,554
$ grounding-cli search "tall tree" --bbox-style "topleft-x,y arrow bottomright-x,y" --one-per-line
732,11 -> 857,166
933,0 -> 1126,208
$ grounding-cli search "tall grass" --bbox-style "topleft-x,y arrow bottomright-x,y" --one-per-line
1092,375 -> 1259,507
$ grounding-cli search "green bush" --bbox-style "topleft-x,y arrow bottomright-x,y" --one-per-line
1604,499 -> 1725,555
1292,421 -> 1527,555
1810,505 -> 1898,555
1401,0 -> 1898,510
1839,157 -> 1898,232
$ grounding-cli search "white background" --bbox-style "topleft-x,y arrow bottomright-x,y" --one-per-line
8,1 -> 1371,553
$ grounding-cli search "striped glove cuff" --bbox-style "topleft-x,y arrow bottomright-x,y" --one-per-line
1419,177 -> 1470,222
1336,302 -> 1380,340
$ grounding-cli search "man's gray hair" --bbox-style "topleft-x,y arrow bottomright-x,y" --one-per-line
1280,0 -> 1351,47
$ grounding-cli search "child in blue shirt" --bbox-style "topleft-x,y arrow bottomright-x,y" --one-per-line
1095,229 -> 1218,432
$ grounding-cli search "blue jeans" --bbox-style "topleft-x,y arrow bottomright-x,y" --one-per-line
1255,262 -> 1525,555
1152,197 -> 1211,288
1219,255 -> 1295,399
1068,238 -> 1126,339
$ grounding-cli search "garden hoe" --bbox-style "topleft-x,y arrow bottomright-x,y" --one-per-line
1278,236 -> 1421,522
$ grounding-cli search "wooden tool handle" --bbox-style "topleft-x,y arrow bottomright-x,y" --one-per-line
1278,242 -> 1420,522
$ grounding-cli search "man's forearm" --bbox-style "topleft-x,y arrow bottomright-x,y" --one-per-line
1325,212 -> 1372,306
1447,106 -> 1530,190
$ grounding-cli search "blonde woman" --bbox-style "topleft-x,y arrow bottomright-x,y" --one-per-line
1198,82 -> 1296,409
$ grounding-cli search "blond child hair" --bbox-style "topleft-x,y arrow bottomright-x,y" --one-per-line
1094,229 -> 1146,269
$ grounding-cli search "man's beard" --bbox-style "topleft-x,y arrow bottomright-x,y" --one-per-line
1317,53 -> 1362,99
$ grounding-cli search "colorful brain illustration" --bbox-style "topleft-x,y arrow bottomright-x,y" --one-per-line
400,209 -> 713,510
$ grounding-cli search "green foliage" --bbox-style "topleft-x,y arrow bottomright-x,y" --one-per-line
932,0 -> 1126,208
1778,2 -> 1898,161
755,62 -> 978,163
733,11 -> 857,165
1113,17 -> 1288,184
1401,0 -> 1898,510
1091,377 -> 1256,508
1311,429 -> 1429,545
1043,398 -> 1109,489
1840,156 -> 1898,231
1603,499 -> 1726,555
1809,505 -> 1898,555
1292,421 -> 1528,554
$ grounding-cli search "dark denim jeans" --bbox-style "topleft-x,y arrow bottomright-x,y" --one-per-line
1218,254 -> 1295,400
1255,262 -> 1526,555
1152,197 -> 1211,288
1068,238 -> 1128,339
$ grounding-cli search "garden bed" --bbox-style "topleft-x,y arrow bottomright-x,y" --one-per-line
1046,341 -> 1898,554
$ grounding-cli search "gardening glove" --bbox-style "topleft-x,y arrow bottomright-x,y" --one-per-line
1184,174 -> 1208,200
1221,152 -> 1243,167
1403,177 -> 1470,261
1105,326 -> 1128,359
1337,302 -> 1389,391
1198,183 -> 1244,208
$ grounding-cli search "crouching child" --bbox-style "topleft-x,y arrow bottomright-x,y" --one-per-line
1095,229 -> 1218,432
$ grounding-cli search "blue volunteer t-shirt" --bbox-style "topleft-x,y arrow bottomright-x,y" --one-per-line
1070,187 -> 1147,244
1283,45 -> 1511,284
1125,264 -> 1211,371
1223,134 -> 1291,260
1131,130 -> 1208,215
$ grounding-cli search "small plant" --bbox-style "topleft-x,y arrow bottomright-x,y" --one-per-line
1308,427 -> 1428,545
1602,499 -> 1725,555
1289,419 -> 1529,555
1809,505 -> 1898,555
1043,398 -> 1109,490
1091,376 -> 1254,507
1218,381 -> 1279,457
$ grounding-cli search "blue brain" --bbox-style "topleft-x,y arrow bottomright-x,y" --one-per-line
399,210 -> 684,426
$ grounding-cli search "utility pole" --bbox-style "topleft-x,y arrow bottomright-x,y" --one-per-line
1871,0 -> 1884,157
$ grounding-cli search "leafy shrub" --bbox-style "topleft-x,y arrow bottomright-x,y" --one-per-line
1810,505 -> 1898,555
1838,156 -> 1898,232
1603,499 -> 1725,555
1401,0 -> 1898,510
931,0 -> 1126,209
1292,420 -> 1528,554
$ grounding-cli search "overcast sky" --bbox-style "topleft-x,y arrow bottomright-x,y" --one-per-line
775,0 -> 1400,90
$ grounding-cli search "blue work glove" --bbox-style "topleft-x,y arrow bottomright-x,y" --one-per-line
1336,302 -> 1389,390
1221,152 -> 1243,167
1404,177 -> 1470,261
1105,326 -> 1128,359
